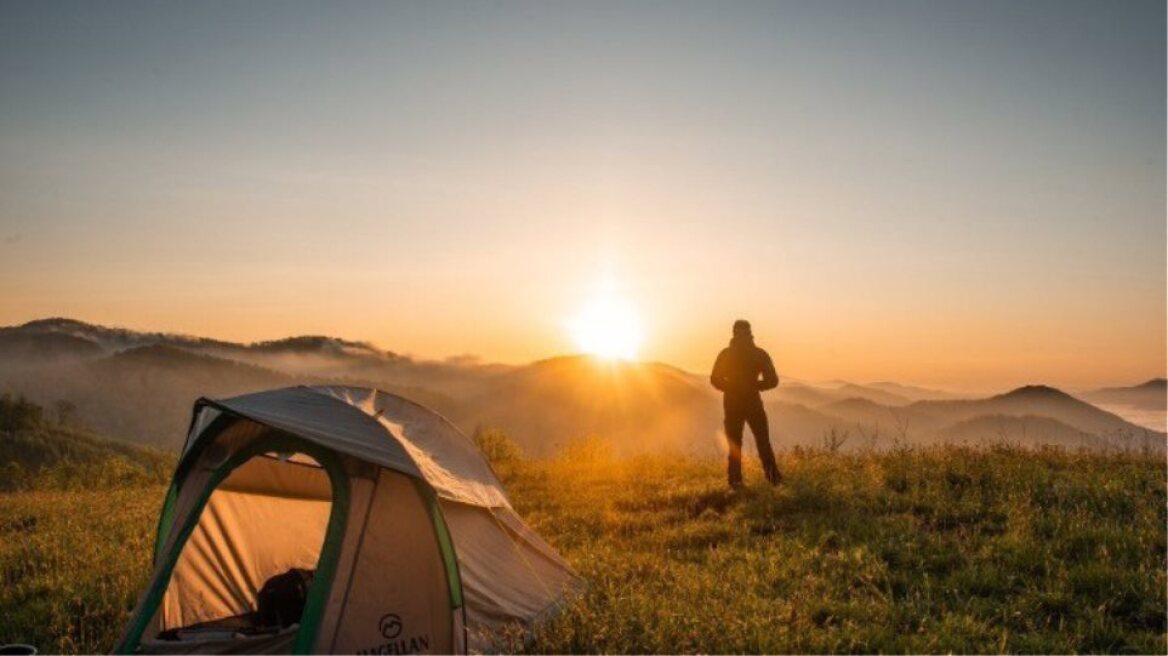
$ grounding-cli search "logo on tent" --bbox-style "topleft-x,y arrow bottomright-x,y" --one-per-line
379,614 -> 403,639
360,613 -> 430,655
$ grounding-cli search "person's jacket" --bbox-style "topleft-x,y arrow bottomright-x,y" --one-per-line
710,336 -> 779,400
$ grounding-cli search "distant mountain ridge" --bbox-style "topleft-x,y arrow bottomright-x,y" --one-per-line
9,317 -> 237,353
909,385 -> 1154,440
250,335 -> 385,357
0,330 -> 104,363
1082,378 -> 1166,411
865,381 -> 960,401
0,318 -> 1162,454
3,317 -> 395,360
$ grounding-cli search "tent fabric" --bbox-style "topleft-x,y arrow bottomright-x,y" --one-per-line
196,387 -> 422,481
161,457 -> 333,630
439,502 -> 581,650
313,386 -> 509,508
218,453 -> 333,500
321,469 -> 454,654
121,386 -> 581,655
309,472 -> 375,651
200,386 -> 509,508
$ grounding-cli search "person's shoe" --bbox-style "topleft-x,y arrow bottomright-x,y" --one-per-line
767,472 -> 784,486
729,480 -> 744,491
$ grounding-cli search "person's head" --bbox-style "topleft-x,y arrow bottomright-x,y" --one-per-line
732,319 -> 752,339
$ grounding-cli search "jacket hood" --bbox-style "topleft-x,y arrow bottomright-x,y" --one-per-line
729,335 -> 755,349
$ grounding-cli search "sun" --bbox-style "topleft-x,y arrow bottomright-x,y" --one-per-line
568,282 -> 644,360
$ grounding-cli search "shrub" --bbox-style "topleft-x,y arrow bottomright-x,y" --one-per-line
559,435 -> 615,465
473,427 -> 525,466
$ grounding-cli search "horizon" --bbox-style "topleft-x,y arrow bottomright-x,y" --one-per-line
1,1 -> 1165,392
2,314 -> 1163,396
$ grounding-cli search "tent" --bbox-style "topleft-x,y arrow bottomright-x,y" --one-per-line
116,385 -> 581,654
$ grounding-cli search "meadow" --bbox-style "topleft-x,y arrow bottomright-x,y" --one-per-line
0,438 -> 1164,653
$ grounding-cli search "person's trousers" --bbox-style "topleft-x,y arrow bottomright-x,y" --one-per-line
724,396 -> 781,486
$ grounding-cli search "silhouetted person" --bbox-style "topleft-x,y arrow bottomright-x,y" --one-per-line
710,320 -> 782,488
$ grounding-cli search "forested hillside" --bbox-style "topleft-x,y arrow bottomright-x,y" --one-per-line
0,395 -> 171,490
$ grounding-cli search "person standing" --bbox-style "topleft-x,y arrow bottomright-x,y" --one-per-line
710,320 -> 782,488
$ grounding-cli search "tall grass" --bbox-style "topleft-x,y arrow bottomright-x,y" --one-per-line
0,487 -> 162,652
501,443 -> 1166,653
0,443 -> 1163,653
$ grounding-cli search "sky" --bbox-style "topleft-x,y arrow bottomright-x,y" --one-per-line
0,0 -> 1164,391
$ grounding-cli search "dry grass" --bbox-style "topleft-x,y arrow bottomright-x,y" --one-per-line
0,487 -> 161,653
0,444 -> 1164,653
501,445 -> 1166,653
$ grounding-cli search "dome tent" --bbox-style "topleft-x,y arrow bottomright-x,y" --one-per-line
116,386 -> 581,654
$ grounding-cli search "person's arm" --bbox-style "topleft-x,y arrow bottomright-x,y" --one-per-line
757,350 -> 779,391
710,350 -> 727,391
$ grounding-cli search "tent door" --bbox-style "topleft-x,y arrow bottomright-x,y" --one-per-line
119,437 -> 349,654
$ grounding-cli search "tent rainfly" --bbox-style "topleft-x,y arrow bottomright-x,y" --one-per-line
115,386 -> 581,654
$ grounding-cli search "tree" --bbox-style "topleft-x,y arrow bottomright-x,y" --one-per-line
53,399 -> 77,426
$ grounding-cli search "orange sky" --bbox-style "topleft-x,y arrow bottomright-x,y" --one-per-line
1,2 -> 1164,392
3,255 -> 1163,393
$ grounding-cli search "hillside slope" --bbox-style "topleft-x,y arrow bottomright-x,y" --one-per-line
935,414 -> 1111,450
0,395 -> 171,489
452,355 -> 723,456
0,346 -> 292,447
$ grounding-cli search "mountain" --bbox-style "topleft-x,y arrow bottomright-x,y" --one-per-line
772,384 -> 839,407
1081,379 -> 1166,411
0,345 -> 292,447
935,414 -> 1108,450
6,317 -> 441,370
251,335 -> 384,357
774,380 -> 959,408
820,397 -> 942,431
774,382 -> 927,408
448,355 -> 723,457
0,329 -> 103,364
831,383 -> 912,407
911,385 -> 1158,440
4,317 -> 506,395
11,317 -> 236,353
865,381 -> 960,401
784,385 -> 1165,451
765,401 -> 854,448
0,318 -> 1162,455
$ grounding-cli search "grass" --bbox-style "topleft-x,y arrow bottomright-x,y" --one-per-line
0,444 -> 1164,653
0,486 -> 161,653
501,444 -> 1166,653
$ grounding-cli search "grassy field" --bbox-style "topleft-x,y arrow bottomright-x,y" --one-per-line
0,444 -> 1164,653
506,446 -> 1166,653
0,486 -> 161,653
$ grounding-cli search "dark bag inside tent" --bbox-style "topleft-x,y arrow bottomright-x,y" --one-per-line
256,568 -> 315,628
155,567 -> 317,643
